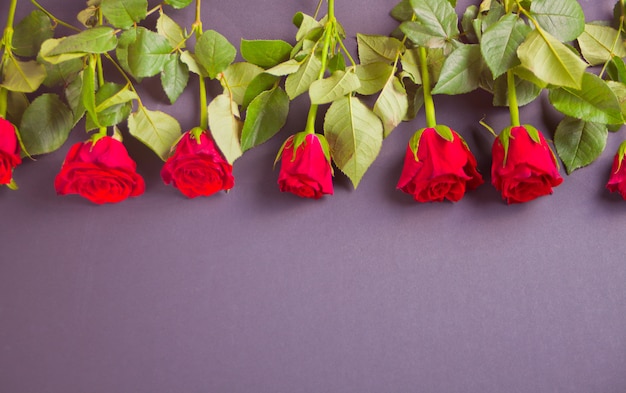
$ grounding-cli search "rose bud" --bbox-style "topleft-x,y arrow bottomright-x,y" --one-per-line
161,129 -> 234,198
606,141 -> 626,199
277,132 -> 333,199
0,117 -> 22,187
397,126 -> 483,202
491,125 -> 563,204
54,136 -> 145,204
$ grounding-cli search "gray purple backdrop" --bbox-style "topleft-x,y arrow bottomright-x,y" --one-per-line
2,0 -> 626,392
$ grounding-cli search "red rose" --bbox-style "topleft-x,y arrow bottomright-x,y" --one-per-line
54,136 -> 145,204
397,127 -> 483,202
606,141 -> 626,199
277,132 -> 333,199
161,130 -> 234,198
491,125 -> 563,204
0,117 -> 22,185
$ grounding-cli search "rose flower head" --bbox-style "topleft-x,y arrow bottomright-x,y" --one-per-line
0,117 -> 22,188
54,136 -> 145,204
491,125 -> 563,204
397,126 -> 483,202
161,128 -> 234,198
276,132 -> 333,199
606,140 -> 626,199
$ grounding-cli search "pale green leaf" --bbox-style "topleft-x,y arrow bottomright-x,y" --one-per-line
323,96 -> 383,188
399,21 -> 449,49
164,0 -> 193,9
77,6 -> 98,28
578,24 -> 626,66
293,12 -> 323,41
179,51 -> 208,77
7,92 -> 29,127
96,83 -> 138,111
549,73 -> 623,125
400,48 -> 421,84
157,11 -> 186,49
285,54 -> 322,99
208,94 -> 243,164
531,0 -> 584,42
355,62 -> 394,95
100,0 -> 148,29
517,29 -> 587,89
195,30 -> 237,79
221,62 -> 264,105
1,58 -> 47,93
432,44 -> 482,95
374,76 -> 408,138
39,38 -> 87,64
12,10 -> 54,57
241,87 -> 289,151
480,14 -> 531,78
48,26 -> 117,55
309,70 -> 361,105
607,81 -> 626,118
127,27 -> 173,78
128,107 -> 182,161
265,59 -> 301,76
356,34 -> 403,65
161,55 -> 189,104
408,0 -> 459,40
240,39 -> 293,68
114,29 -> 137,78
19,94 -> 73,156
554,117 -> 607,174
242,73 -> 279,109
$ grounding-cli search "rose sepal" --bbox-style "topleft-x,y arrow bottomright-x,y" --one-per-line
275,131 -> 332,172
408,125 -> 456,161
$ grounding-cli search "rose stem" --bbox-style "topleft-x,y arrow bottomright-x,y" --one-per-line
194,0 -> 208,132
418,46 -> 436,128
0,0 -> 19,119
96,7 -> 107,138
506,70 -> 520,127
304,0 -> 335,135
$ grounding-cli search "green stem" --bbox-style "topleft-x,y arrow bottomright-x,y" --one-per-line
304,0 -> 335,135
31,0 -> 81,32
507,70 -> 520,127
194,0 -> 208,130
0,0 -> 19,118
419,46 -> 436,128
5,0 -> 18,32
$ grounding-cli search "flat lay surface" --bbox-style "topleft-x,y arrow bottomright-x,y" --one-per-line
2,0 -> 626,392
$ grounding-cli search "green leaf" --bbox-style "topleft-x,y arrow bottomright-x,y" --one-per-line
157,11 -> 186,49
323,95 -> 383,188
242,73 -> 279,109
86,83 -> 133,131
127,27 -> 173,78
42,58 -> 83,88
81,60 -> 99,128
114,29 -> 137,78
128,107 -> 182,161
493,74 -> 541,107
530,0 -> 584,42
578,24 -> 626,66
356,34 -> 403,65
607,81 -> 626,118
48,27 -> 117,55
19,94 -> 73,156
293,12 -> 323,41
208,94 -> 243,164
240,39 -> 293,68
554,117 -> 607,174
328,53 -> 346,73
408,0 -> 459,40
77,6 -> 99,28
480,14 -> 531,78
285,54 -> 322,99
1,58 -> 47,93
309,71 -> 361,105
400,48 -> 421,84
12,10 -> 54,58
7,92 -> 29,127
195,30 -> 237,79
461,5 -> 480,43
402,77 -> 424,121
100,0 -> 148,29
221,62 -> 264,105
65,74 -> 85,124
241,87 -> 289,151
391,0 -> 414,22
432,44 -> 483,95
265,59 -> 302,76
374,76 -> 408,138
400,21 -> 449,49
517,29 -> 587,89
548,72 -> 623,125
161,55 -> 189,104
355,62 -> 394,95
164,0 -> 194,9
39,38 -> 87,64
179,51 -> 208,77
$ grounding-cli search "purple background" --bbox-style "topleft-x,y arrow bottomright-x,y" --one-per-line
2,0 -> 626,392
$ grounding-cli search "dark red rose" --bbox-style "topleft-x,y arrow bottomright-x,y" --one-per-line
606,142 -> 626,199
397,127 -> 483,202
491,125 -> 563,204
54,136 -> 145,204
0,117 -> 22,186
277,133 -> 333,199
161,130 -> 234,198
